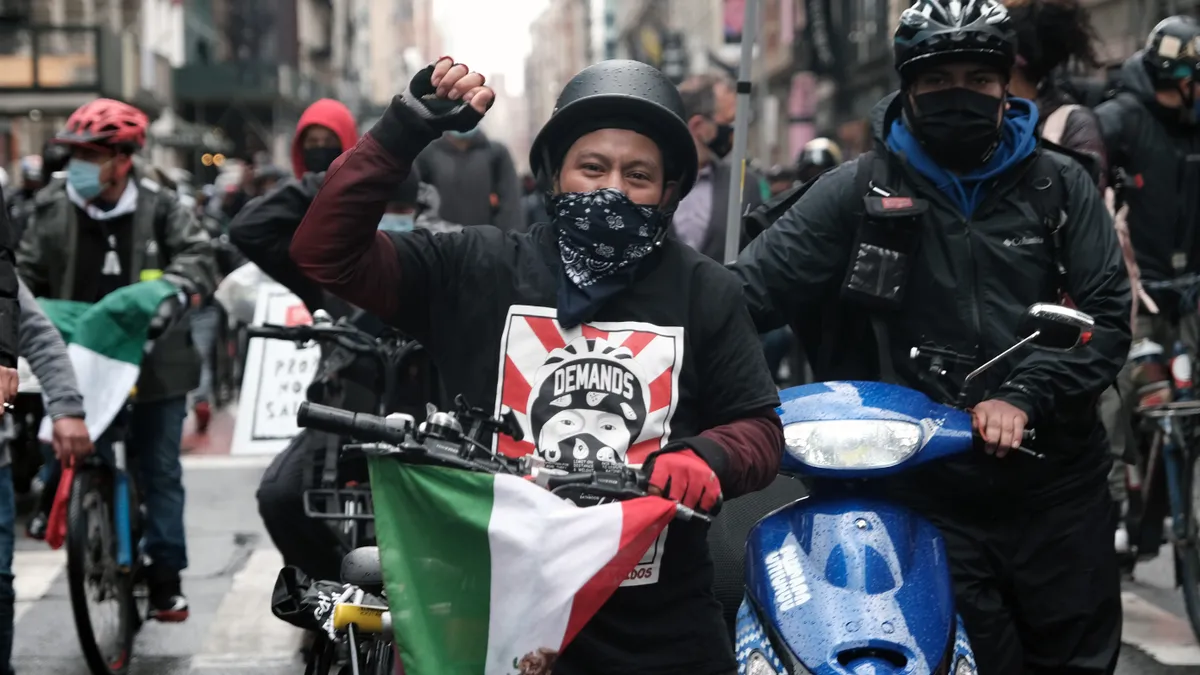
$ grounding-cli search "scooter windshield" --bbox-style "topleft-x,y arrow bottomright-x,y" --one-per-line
776,381 -> 973,479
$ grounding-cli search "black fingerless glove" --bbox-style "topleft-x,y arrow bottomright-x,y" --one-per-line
399,62 -> 485,134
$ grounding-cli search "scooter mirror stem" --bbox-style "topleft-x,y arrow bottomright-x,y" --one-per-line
958,331 -> 1041,405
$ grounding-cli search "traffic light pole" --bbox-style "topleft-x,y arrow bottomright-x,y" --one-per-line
722,0 -> 761,265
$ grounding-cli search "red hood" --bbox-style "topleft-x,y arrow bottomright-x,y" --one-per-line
291,99 -> 358,178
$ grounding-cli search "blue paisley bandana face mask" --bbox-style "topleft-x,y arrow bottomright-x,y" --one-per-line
551,187 -> 666,328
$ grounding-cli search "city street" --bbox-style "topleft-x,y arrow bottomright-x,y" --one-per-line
4,409 -> 1200,674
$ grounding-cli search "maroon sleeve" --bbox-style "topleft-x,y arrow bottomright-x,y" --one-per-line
686,406 -> 783,499
290,96 -> 441,323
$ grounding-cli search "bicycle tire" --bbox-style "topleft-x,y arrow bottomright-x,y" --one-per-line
66,466 -> 136,675
1177,446 -> 1200,643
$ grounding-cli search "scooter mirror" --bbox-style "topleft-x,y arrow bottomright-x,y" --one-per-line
1018,303 -> 1096,352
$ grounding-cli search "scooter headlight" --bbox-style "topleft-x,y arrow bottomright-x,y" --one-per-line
784,420 -> 922,470
954,656 -> 977,675
746,650 -> 781,675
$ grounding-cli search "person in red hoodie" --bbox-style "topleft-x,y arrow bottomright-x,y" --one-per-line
230,99 -> 394,583
230,99 -> 359,312
291,98 -> 360,179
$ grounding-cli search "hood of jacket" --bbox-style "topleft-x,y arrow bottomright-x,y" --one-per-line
1117,51 -> 1158,104
877,92 -> 1040,217
291,99 -> 359,178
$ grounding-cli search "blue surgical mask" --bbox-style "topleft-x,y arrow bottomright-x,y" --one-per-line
67,158 -> 104,200
378,213 -> 415,233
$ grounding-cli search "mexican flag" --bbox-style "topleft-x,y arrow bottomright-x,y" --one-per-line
36,279 -> 180,442
369,459 -> 676,675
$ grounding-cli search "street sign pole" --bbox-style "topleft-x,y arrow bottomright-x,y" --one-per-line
722,0 -> 762,264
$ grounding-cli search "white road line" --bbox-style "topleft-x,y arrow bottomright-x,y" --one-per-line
181,454 -> 276,471
13,550 -> 65,624
190,548 -> 302,671
1122,591 -> 1200,665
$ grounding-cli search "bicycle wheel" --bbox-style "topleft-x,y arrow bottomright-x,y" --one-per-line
1176,444 -> 1200,642
66,465 -> 136,675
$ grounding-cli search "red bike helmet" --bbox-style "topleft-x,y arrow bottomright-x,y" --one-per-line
56,98 -> 148,150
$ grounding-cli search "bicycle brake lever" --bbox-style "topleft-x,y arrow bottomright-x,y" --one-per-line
1015,445 -> 1045,460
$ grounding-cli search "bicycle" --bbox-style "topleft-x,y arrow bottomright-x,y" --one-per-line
246,313 -> 427,552
1125,272 -> 1200,641
65,392 -> 147,675
284,395 -> 709,675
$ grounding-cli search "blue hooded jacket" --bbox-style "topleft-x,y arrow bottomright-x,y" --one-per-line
887,97 -> 1040,218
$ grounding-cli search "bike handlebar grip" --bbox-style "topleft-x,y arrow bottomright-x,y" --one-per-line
247,324 -> 295,339
296,402 -> 410,445
296,402 -> 358,435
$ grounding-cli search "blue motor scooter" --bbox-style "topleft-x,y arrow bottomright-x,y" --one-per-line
734,303 -> 1095,675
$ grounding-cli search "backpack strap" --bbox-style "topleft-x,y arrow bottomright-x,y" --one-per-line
1018,151 -> 1070,299
815,150 -> 888,379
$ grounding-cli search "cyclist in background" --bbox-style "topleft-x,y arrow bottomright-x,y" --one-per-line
17,98 -> 217,622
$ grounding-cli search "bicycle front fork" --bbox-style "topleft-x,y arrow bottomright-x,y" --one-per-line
112,439 -> 134,570
1160,419 -> 1195,549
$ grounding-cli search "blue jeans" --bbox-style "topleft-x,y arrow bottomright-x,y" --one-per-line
0,465 -> 15,675
97,398 -> 189,572
190,306 -> 220,404
761,327 -> 793,377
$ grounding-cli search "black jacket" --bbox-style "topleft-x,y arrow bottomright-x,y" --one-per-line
229,173 -> 333,315
0,191 -> 18,368
734,93 -> 1132,508
1096,52 -> 1200,285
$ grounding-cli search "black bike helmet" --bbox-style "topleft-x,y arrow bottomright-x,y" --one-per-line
894,0 -> 1017,80
1143,16 -> 1200,87
529,60 -> 699,199
796,137 -> 843,177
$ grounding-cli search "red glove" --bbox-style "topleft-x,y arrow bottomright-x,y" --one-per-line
647,449 -> 721,512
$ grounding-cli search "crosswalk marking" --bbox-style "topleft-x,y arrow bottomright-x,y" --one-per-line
13,550 -> 65,624
1121,590 -> 1200,665
190,547 -> 302,672
181,454 -> 275,471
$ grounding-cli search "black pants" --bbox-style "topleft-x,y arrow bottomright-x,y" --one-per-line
926,483 -> 1121,674
257,431 -> 347,582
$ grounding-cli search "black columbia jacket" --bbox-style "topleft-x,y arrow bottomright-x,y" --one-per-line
734,93 -> 1131,509
1096,52 -> 1200,286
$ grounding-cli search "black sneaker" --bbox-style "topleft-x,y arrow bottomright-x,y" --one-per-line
147,566 -> 189,623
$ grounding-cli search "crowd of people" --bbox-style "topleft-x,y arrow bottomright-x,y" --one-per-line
0,0 -> 1199,672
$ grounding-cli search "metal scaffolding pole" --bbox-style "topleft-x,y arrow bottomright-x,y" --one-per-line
722,0 -> 761,264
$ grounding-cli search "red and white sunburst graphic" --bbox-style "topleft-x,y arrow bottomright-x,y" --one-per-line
494,306 -> 684,466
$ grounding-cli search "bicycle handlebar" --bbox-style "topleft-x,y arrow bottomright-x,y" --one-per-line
296,400 -> 712,522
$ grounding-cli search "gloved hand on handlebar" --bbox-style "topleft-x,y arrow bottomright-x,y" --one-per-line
645,448 -> 722,512
972,398 -> 1030,459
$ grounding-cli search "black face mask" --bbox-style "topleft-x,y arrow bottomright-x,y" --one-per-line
707,122 -> 734,159
302,146 -> 343,174
905,88 -> 1004,172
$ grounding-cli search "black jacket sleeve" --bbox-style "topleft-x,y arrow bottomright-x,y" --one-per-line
229,173 -> 328,312
731,161 -> 862,332
995,159 -> 1133,424
0,191 -> 19,368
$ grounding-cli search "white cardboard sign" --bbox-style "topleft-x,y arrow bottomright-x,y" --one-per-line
231,284 -> 321,456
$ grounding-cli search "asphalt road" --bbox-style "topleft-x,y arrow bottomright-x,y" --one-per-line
8,444 -> 1200,673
